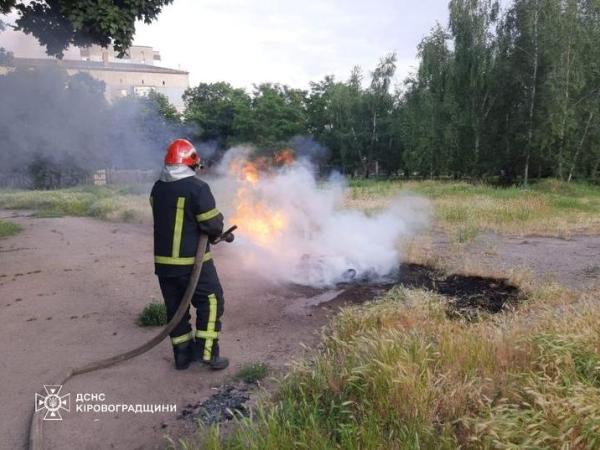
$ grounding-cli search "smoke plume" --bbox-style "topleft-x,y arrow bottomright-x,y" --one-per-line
211,147 -> 430,287
0,65 -> 199,188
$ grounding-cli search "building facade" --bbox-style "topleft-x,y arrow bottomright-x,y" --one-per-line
0,45 -> 189,111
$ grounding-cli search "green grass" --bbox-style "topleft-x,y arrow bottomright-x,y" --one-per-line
184,285 -> 600,450
137,302 -> 167,327
234,362 -> 269,384
2,179 -> 599,235
0,186 -> 150,223
347,178 -> 600,236
0,219 -> 22,238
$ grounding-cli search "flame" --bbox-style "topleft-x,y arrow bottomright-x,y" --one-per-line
273,148 -> 295,166
229,150 -> 296,246
241,162 -> 259,185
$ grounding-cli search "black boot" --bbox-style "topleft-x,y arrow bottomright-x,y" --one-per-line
205,355 -> 229,370
192,340 -> 229,370
172,341 -> 193,370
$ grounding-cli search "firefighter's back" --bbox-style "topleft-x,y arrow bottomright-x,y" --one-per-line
151,176 -> 213,277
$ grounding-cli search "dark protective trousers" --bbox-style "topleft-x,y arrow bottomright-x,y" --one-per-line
158,261 -> 224,361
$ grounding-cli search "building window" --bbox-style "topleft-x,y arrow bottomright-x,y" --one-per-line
162,80 -> 165,86
134,86 -> 155,97
142,79 -> 144,84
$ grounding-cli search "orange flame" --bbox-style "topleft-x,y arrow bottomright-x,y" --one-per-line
241,162 -> 259,185
229,150 -> 296,245
273,148 -> 295,166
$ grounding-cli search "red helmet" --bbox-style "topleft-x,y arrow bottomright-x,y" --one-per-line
164,139 -> 201,166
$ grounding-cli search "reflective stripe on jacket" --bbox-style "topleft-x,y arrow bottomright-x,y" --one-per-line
150,175 -> 224,277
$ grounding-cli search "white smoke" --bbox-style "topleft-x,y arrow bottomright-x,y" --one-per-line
211,147 -> 431,288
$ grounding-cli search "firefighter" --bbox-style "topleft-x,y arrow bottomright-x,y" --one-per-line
150,139 -> 229,371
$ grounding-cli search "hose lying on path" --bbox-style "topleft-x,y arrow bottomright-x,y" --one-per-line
28,234 -> 210,450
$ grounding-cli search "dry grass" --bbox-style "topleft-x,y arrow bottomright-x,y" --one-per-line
347,179 -> 600,237
3,179 -> 598,236
0,186 -> 150,223
184,283 -> 600,450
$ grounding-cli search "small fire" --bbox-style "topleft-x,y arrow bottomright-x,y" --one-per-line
229,150 -> 296,246
273,148 -> 295,166
241,162 -> 259,185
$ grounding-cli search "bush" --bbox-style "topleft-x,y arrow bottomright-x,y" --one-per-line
27,155 -> 91,189
0,219 -> 22,238
137,302 -> 167,327
234,362 -> 269,384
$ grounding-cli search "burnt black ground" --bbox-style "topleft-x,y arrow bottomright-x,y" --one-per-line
399,263 -> 524,313
178,383 -> 251,425
322,263 -> 525,314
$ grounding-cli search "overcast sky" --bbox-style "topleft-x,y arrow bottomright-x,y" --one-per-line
1,0 -> 451,90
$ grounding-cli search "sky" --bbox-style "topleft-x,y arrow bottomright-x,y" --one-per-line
0,0 -> 451,90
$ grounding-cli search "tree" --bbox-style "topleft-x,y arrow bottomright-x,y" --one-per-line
250,83 -> 308,150
503,0 -> 549,185
0,66 -> 111,187
0,18 -> 9,64
146,91 -> 180,123
325,68 -> 370,175
404,26 -> 456,177
365,53 -> 397,177
183,82 -> 251,147
0,0 -> 173,57
0,63 -> 190,188
448,0 -> 500,176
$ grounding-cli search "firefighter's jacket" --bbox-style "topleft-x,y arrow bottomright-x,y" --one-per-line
150,176 -> 224,277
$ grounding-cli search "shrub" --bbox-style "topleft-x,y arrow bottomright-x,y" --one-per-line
0,219 -> 22,238
137,302 -> 167,327
234,362 -> 269,384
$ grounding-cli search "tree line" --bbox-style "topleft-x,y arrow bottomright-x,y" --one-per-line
2,0 -> 599,185
181,0 -> 600,184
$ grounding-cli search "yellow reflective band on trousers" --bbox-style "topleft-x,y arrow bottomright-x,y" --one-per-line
195,330 -> 218,339
171,331 -> 193,345
202,294 -> 218,361
171,197 -> 186,258
196,208 -> 220,222
155,252 -> 212,265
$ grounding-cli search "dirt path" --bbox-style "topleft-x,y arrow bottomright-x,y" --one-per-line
0,211 -> 328,450
427,231 -> 600,290
1,212 -> 599,450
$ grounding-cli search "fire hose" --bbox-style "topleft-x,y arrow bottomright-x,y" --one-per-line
28,226 -> 237,450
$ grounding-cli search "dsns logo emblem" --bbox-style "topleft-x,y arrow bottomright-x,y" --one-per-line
35,385 -> 70,420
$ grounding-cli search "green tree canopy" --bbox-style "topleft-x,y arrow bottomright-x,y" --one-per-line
0,0 -> 172,57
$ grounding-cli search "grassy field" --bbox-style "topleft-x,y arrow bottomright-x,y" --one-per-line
176,179 -> 599,449
2,180 -> 598,448
0,185 -> 151,223
184,284 -> 600,450
348,179 -> 600,237
0,219 -> 22,238
1,179 -> 599,236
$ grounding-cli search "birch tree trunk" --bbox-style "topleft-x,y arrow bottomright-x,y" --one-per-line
525,0 -> 540,187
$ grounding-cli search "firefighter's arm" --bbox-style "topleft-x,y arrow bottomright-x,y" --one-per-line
192,184 -> 224,241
